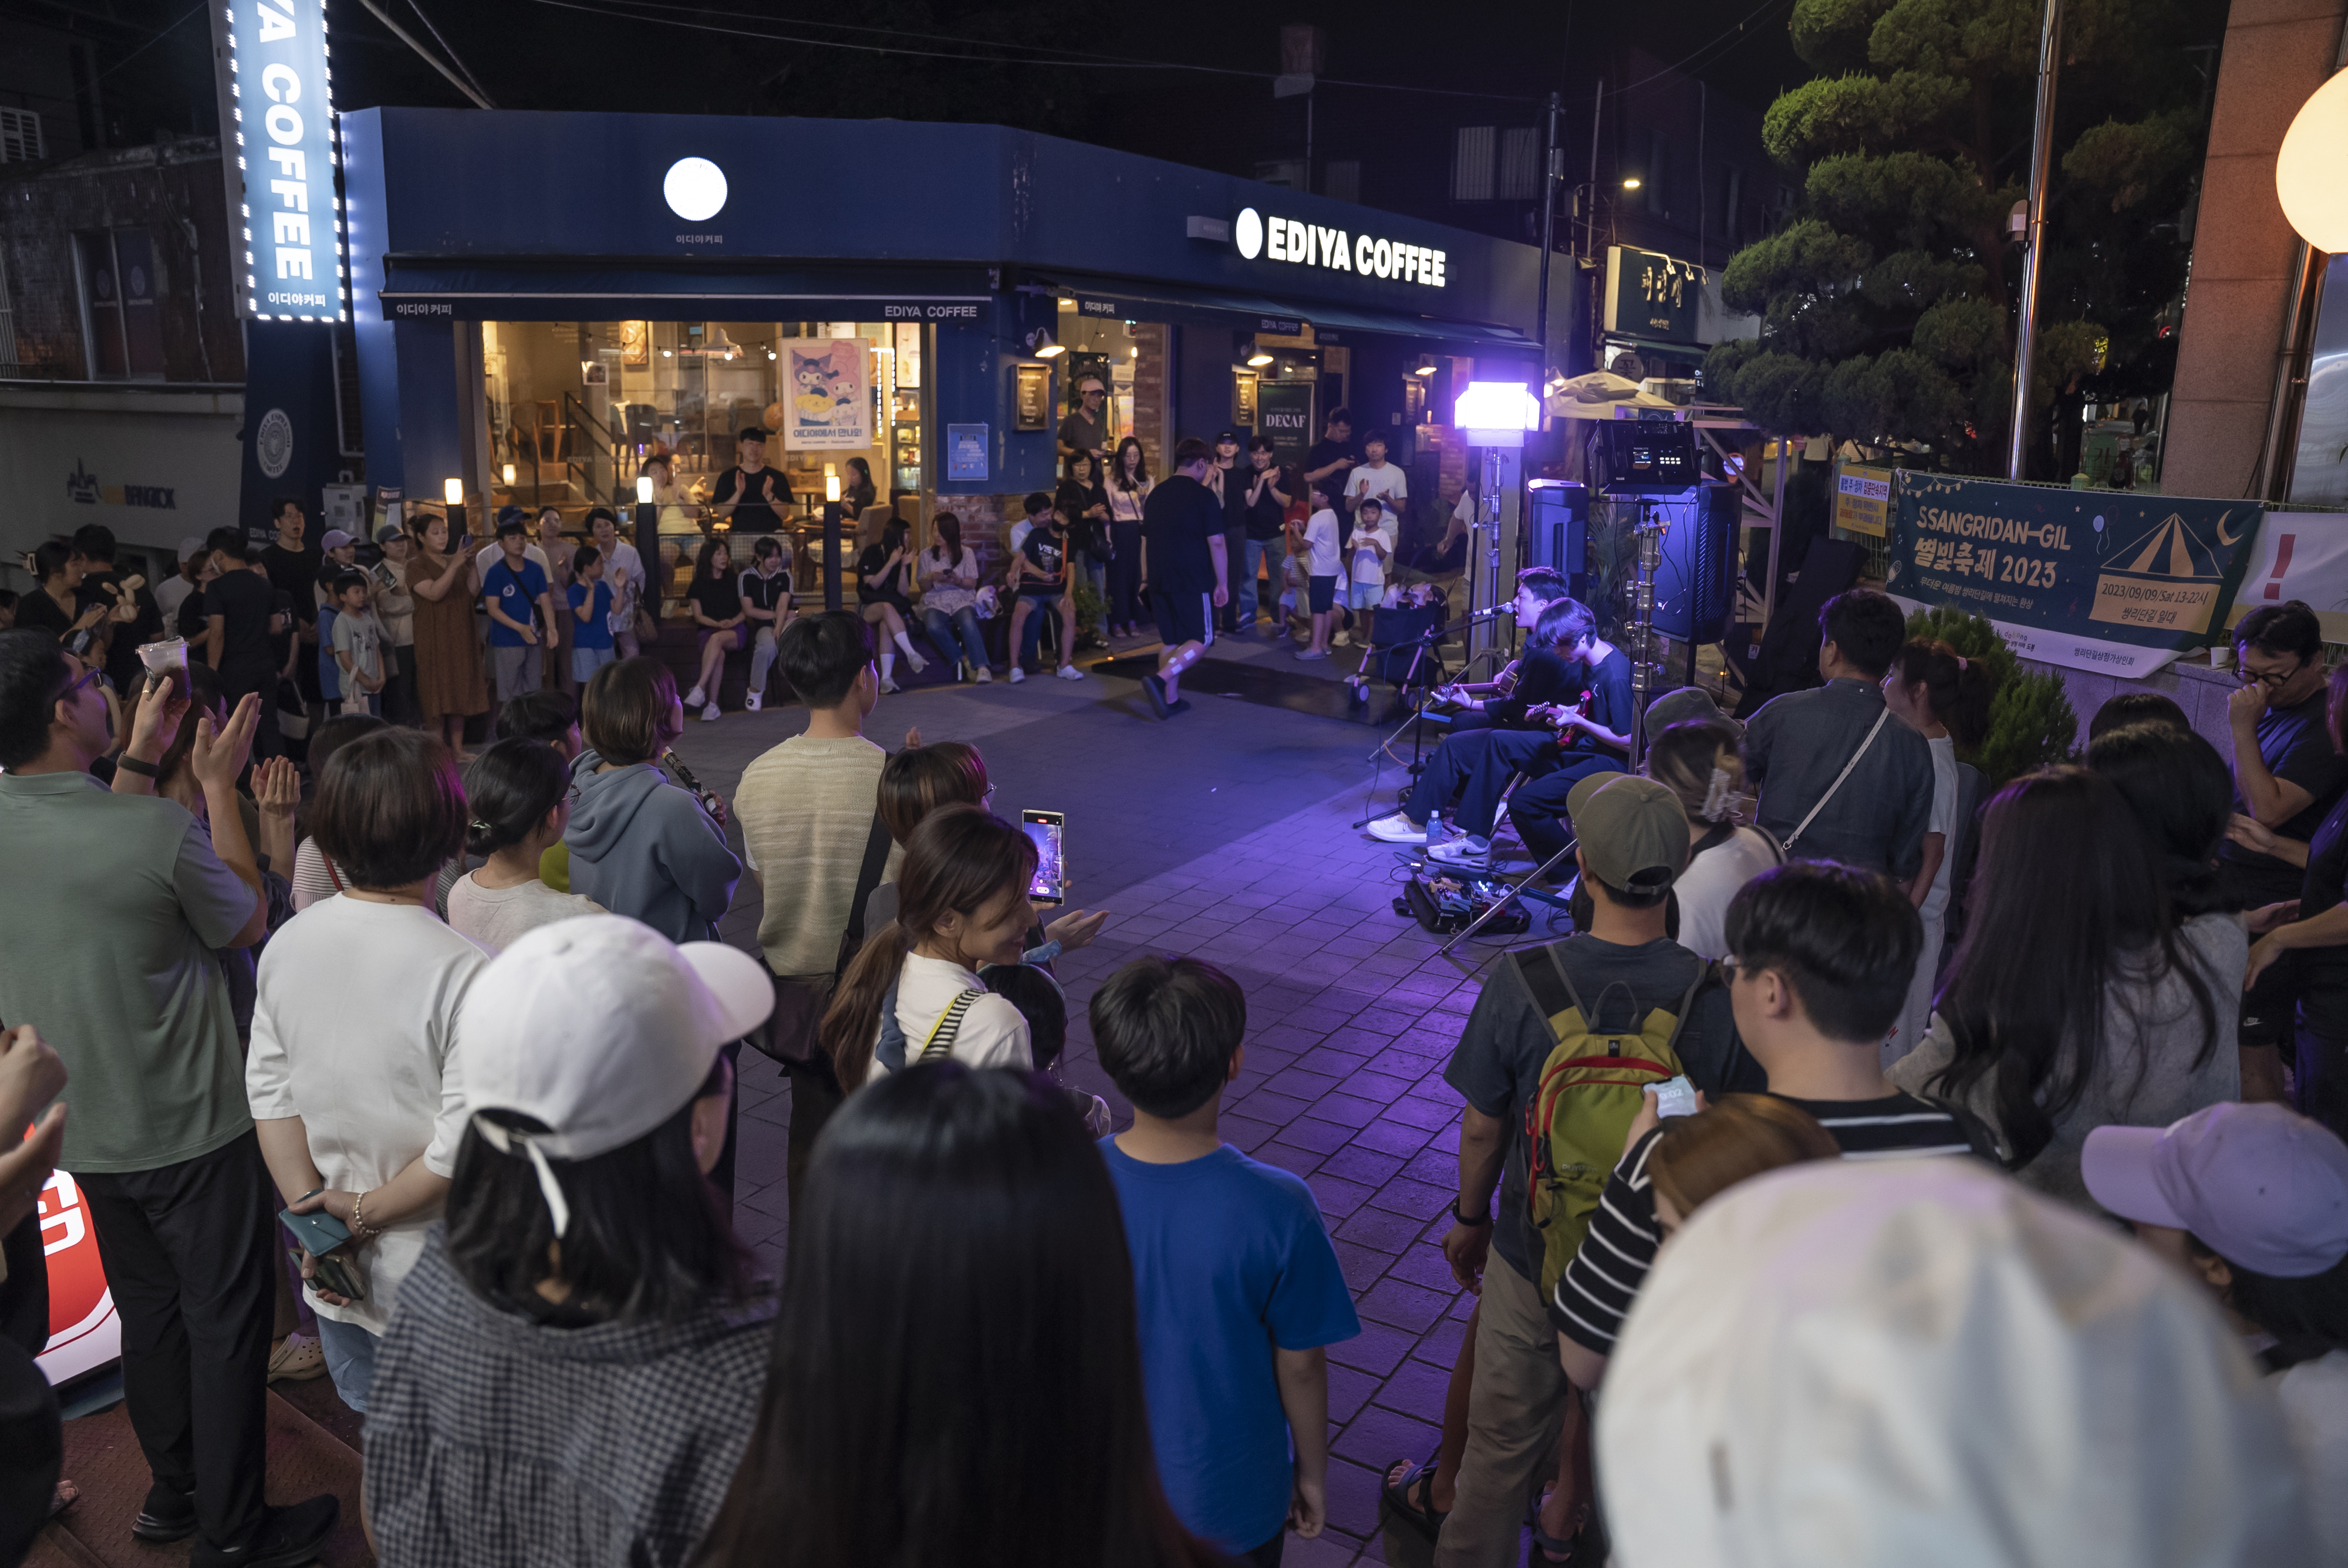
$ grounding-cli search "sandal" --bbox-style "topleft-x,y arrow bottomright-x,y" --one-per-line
1526,1498 -> 1605,1567
1381,1454 -> 1448,1543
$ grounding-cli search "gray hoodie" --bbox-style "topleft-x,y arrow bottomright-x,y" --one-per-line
564,752 -> 740,944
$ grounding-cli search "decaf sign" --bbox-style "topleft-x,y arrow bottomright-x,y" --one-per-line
1233,208 -> 1447,288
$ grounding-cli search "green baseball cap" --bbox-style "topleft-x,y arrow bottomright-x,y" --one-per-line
1645,684 -> 1740,739
1567,774 -> 1692,892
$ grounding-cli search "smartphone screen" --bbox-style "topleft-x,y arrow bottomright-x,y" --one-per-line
1022,809 -> 1065,906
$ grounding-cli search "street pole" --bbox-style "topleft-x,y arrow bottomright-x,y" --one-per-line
1534,92 -> 1561,382
2005,0 -> 2064,481
1586,79 -> 1604,259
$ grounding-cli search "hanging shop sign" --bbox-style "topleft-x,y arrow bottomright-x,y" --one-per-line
1890,473 -> 2265,678
215,0 -> 346,322
1603,248 -> 1703,343
781,339 -> 871,452
1232,208 -> 1447,288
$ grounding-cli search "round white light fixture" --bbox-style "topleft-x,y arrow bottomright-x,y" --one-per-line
1234,207 -> 1264,259
663,157 -> 728,223
2278,69 -> 2348,253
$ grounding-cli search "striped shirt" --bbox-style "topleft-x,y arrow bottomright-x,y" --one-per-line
1549,1091 -> 1973,1353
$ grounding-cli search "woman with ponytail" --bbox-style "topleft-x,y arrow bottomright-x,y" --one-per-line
1889,768 -> 2235,1211
820,805 -> 1039,1091
1881,639 -> 1999,1057
1644,716 -> 1779,961
446,737 -> 603,953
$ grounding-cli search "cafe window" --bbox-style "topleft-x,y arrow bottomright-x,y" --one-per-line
76,228 -> 164,380
478,318 -> 919,612
1054,305 -> 1172,474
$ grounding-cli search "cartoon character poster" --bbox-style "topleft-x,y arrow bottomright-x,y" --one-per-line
782,339 -> 871,451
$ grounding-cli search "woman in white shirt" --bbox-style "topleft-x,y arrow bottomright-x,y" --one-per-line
821,805 -> 1039,1090
1882,638 -> 1998,1060
1645,715 -> 1779,961
447,738 -> 603,952
916,513 -> 992,682
248,727 -> 485,1415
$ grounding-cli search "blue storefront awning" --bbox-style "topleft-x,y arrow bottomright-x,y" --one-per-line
1037,274 -> 1531,352
374,262 -> 995,323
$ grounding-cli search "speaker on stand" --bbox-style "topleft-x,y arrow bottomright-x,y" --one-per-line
1651,481 -> 1742,688
1524,481 -> 1589,602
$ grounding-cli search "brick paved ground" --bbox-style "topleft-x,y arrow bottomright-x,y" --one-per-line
673,651 -> 1563,1565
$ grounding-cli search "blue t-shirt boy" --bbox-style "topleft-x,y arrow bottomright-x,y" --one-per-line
569,579 -> 615,650
483,556 -> 548,647
315,599 -> 342,701
1099,1137 -> 1360,1553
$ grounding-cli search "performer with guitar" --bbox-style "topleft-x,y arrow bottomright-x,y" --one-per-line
1422,568 -> 1573,734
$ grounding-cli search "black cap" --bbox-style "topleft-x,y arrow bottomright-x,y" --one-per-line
1216,428 -> 1241,442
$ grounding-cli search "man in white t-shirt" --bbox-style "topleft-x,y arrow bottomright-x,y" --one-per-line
1340,432 -> 1406,644
588,509 -> 647,658
1294,504 -> 1344,661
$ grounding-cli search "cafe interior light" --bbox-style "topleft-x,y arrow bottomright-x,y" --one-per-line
825,474 -> 842,503
2278,68 -> 2348,252
1622,176 -> 1643,190
443,477 -> 464,505
502,464 -> 516,485
636,475 -> 655,504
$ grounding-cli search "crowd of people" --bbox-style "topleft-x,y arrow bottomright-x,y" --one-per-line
8,496 -> 2348,1568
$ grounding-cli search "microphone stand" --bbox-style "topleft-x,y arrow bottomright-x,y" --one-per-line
1350,605 -> 1512,829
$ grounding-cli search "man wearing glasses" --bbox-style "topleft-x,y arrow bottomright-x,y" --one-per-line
1058,376 -> 1109,464
2220,599 -> 2348,1101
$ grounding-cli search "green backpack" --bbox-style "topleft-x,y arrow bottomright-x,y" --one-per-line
1514,944 -> 1703,1303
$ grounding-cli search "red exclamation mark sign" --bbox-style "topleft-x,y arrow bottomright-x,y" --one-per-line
2265,534 -> 2297,600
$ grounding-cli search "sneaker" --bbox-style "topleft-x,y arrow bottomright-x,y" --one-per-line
1141,673 -> 1170,719
1367,812 -> 1428,844
1428,836 -> 1493,870
1166,697 -> 1192,716
975,667 -> 994,684
1055,664 -> 1085,681
683,685 -> 706,708
1333,630 -> 1353,647
1009,667 -> 1027,685
906,650 -> 929,674
878,674 -> 901,694
133,1482 -> 197,1543
266,1332 -> 326,1383
191,1495 -> 339,1568
701,702 -> 721,722
1295,648 -> 1330,661
744,691 -> 762,712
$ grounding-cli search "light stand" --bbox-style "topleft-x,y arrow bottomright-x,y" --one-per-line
1624,502 -> 1665,764
632,475 -> 657,610
822,472 -> 845,612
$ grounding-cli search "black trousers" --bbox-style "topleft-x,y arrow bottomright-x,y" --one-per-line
1510,752 -> 1632,867
1108,522 -> 1144,628
1404,729 -> 1557,840
76,1131 -> 276,1549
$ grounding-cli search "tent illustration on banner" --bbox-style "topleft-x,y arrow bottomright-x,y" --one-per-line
2090,508 -> 2246,637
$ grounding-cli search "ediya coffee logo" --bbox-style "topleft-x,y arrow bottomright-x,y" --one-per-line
67,458 -> 177,509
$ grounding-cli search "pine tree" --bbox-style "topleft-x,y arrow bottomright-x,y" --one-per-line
1906,603 -> 2079,782
1705,0 -> 2212,475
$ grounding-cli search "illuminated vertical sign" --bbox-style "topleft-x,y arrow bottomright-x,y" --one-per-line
218,0 -> 345,322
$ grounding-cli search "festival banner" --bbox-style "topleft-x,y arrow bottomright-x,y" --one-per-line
2229,512 -> 2348,643
781,339 -> 871,451
1888,474 -> 2263,678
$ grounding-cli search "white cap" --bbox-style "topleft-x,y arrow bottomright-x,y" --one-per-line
1599,1158 -> 2312,1568
458,916 -> 772,1231
177,536 -> 207,562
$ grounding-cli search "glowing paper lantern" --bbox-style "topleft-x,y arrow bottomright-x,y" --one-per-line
2278,69 -> 2348,254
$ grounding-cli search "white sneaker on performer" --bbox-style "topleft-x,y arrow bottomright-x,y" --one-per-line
1366,812 -> 1428,844
700,701 -> 721,722
1009,667 -> 1027,684
1428,836 -> 1492,869
1055,663 -> 1085,681
975,667 -> 994,684
684,685 -> 706,708
744,691 -> 763,712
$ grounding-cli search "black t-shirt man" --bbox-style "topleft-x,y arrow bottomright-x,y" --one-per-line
1020,525 -> 1068,596
1141,473 -> 1222,596
206,565 -> 278,677
2221,690 -> 2348,906
1559,646 -> 1637,755
261,539 -> 321,625
1243,463 -> 1289,542
711,466 -> 789,534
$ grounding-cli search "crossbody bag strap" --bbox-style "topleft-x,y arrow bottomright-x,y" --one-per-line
915,989 -> 984,1064
834,810 -> 896,981
1783,707 -> 1892,853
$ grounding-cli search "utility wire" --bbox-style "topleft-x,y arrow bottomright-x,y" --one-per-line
404,0 -> 497,107
80,0 -> 208,90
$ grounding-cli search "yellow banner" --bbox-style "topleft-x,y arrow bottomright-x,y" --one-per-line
1834,464 -> 1892,537
2089,572 -> 2224,637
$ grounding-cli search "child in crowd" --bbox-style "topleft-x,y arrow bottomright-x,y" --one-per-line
567,657 -> 739,945
2084,1101 -> 2348,1557
497,690 -> 582,891
699,1065 -> 1226,1568
1007,493 -> 1083,684
1293,499 -> 1341,661
740,535 -> 793,709
1345,495 -> 1393,653
329,570 -> 386,718
249,728 -> 481,1418
818,806 -> 1039,1090
447,738 -> 604,952
1598,1156 -> 2316,1565
363,917 -> 777,1567
568,545 -> 617,691
1092,955 -> 1359,1563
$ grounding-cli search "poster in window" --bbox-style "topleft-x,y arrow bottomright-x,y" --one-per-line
893,322 -> 922,388
783,339 -> 871,451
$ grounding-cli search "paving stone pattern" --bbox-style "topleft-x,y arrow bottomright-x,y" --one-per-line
674,658 -> 1553,1566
